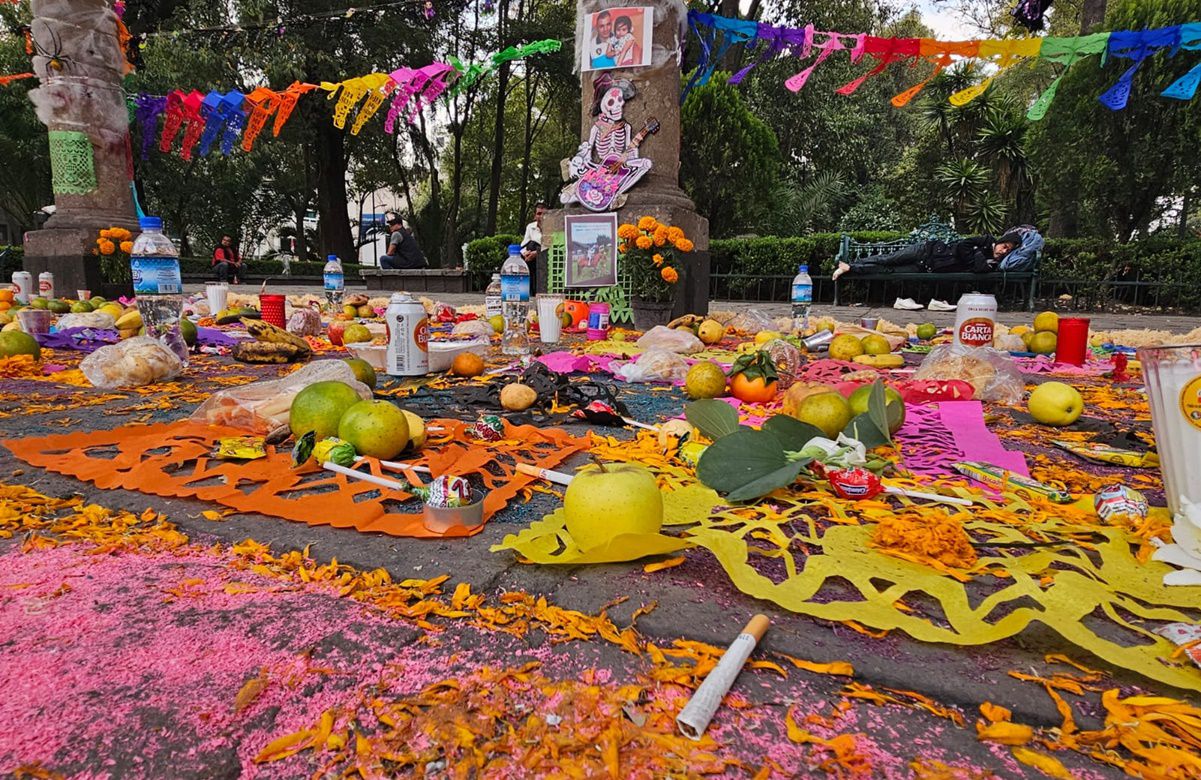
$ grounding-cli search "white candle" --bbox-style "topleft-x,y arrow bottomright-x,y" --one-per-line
1138,345 -> 1201,517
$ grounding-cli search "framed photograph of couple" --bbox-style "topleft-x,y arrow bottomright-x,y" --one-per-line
564,213 -> 619,288
582,6 -> 653,72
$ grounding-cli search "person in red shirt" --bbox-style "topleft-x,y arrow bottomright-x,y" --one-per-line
212,235 -> 242,284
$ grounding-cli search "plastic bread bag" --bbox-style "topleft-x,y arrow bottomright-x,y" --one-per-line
189,359 -> 372,435
80,336 -> 183,389
636,325 -> 703,354
912,343 -> 1025,405
57,311 -> 117,331
286,306 -> 323,337
725,308 -> 778,336
615,348 -> 690,383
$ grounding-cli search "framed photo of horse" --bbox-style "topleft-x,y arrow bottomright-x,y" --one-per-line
564,213 -> 619,288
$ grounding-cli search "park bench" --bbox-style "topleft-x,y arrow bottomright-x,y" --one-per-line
360,268 -> 469,294
832,217 -> 1041,311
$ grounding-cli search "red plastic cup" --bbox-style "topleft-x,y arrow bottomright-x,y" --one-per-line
259,294 -> 286,328
1056,317 -> 1090,366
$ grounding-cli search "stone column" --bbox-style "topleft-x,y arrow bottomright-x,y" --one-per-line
541,0 -> 710,317
21,0 -> 138,296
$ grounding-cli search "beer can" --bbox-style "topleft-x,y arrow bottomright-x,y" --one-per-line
384,292 -> 430,377
11,271 -> 33,304
38,271 -> 55,300
954,292 -> 997,349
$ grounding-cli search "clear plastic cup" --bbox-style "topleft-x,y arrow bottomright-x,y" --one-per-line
536,294 -> 564,344
16,309 -> 53,335
1137,343 -> 1201,517
206,282 -> 228,315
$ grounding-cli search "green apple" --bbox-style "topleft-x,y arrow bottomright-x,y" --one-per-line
848,384 -> 906,434
563,463 -> 663,550
1028,381 -> 1084,426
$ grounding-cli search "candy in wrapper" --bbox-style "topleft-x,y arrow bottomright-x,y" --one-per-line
678,440 -> 708,468
215,436 -> 267,460
313,437 -> 357,467
470,414 -> 505,442
953,461 -> 1073,504
572,400 -> 626,427
1052,440 -> 1160,469
1094,484 -> 1149,525
413,475 -> 472,507
291,431 -> 316,467
826,467 -> 883,500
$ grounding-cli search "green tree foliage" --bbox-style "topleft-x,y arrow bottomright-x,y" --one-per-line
0,6 -> 51,239
680,74 -> 781,237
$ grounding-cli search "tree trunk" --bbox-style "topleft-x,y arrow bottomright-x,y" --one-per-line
1080,0 -> 1107,33
293,203 -> 308,260
485,0 -> 511,235
315,120 -> 355,262
1048,209 -> 1078,239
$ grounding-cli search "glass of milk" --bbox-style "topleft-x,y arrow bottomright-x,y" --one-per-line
536,294 -> 564,344
1138,343 -> 1201,517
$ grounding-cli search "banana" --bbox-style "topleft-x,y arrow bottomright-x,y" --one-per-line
667,314 -> 703,330
114,310 -> 143,330
241,318 -> 312,356
118,327 -> 139,340
853,354 -> 905,368
232,341 -> 308,364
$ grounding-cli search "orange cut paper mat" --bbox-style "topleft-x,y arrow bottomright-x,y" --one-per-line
2,419 -> 588,539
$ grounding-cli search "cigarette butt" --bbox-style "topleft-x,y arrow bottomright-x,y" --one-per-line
622,416 -> 660,432
883,485 -> 973,507
516,463 -> 574,485
324,461 -> 409,492
676,614 -> 769,740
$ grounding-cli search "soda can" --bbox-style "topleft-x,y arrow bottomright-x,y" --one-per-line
38,271 -> 55,300
954,292 -> 997,349
11,271 -> 32,304
384,292 -> 430,377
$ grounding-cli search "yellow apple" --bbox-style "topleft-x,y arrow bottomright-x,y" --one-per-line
1028,381 -> 1083,426
564,463 -> 663,550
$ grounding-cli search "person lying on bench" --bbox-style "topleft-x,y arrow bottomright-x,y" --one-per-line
831,231 -> 1024,281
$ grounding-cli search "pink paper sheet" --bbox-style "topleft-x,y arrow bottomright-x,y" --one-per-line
897,401 -> 1028,479
939,401 -> 1029,476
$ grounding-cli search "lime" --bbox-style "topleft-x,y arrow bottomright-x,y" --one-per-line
290,381 -> 362,440
916,323 -> 937,340
684,361 -> 727,399
0,330 -> 41,360
338,400 -> 410,460
179,317 -> 197,348
343,357 -> 378,389
71,300 -> 95,313
48,300 -> 71,314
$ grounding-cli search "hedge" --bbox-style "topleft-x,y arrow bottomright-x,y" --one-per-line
710,232 -> 907,277
178,257 -> 364,278
0,246 -> 23,279
464,234 -> 522,289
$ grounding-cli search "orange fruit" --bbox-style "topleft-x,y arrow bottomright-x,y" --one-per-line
0,290 -> 12,303
0,301 -> 10,312
289,380 -> 363,440
729,373 -> 778,404
451,352 -> 485,377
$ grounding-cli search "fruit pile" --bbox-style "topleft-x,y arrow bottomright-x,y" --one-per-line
290,379 -> 425,462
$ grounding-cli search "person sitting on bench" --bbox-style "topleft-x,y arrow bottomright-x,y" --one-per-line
832,231 -> 1024,281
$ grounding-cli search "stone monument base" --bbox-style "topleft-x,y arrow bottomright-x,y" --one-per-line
23,227 -> 131,299
541,203 -> 710,319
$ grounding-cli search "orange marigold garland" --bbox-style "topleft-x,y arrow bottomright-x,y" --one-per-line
870,512 -> 979,570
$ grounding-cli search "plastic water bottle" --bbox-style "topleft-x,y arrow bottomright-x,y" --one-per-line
485,274 -> 502,319
500,244 -> 530,356
791,263 -> 813,334
323,254 -> 345,311
129,216 -> 187,365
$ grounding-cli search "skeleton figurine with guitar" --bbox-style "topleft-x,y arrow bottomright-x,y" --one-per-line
561,74 -> 658,212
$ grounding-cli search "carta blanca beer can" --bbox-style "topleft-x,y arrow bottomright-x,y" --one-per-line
11,272 -> 32,304
38,271 -> 55,300
384,292 -> 430,377
954,292 -> 997,349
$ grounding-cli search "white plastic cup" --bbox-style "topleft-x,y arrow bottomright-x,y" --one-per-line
537,294 -> 564,344
1138,343 -> 1201,517
206,282 -> 228,315
77,289 -> 91,301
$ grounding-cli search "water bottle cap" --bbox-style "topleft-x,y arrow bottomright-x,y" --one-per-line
799,264 -> 808,273
507,244 -> 521,254
327,254 -> 338,262
139,216 -> 162,230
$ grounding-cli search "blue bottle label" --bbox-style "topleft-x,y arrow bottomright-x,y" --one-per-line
131,257 -> 182,296
324,271 -> 344,291
792,283 -> 813,304
500,274 -> 530,303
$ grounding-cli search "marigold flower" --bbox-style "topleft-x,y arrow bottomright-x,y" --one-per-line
119,240 -> 133,253
660,266 -> 679,283
637,216 -> 657,231
674,238 -> 694,253
98,239 -> 116,256
617,224 -> 638,240
667,226 -> 684,242
99,228 -> 112,239
618,242 -> 629,254
111,228 -> 131,241
635,235 -> 653,250
652,253 -> 664,265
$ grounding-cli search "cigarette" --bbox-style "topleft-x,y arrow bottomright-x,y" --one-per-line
516,463 -> 574,485
356,455 -> 432,476
323,461 -> 410,492
883,485 -> 974,507
676,614 -> 770,740
622,416 -> 660,432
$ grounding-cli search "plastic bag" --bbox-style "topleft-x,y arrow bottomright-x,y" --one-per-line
190,359 -> 372,434
453,319 -> 496,339
725,308 -> 779,336
57,312 -> 116,331
287,306 -> 322,337
636,325 -> 703,354
615,348 -> 690,383
913,344 -> 1024,404
80,336 -> 183,389
761,338 -> 803,390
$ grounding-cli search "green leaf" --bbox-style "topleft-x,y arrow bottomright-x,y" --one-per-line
866,380 -> 893,445
696,429 -> 805,501
843,412 -> 890,450
685,400 -> 741,441
761,415 -> 825,450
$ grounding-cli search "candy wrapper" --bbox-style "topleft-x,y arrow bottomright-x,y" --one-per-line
826,467 -> 883,500
1053,440 -> 1160,469
291,431 -> 316,467
470,415 -> 505,442
411,475 -> 472,507
214,436 -> 267,460
314,437 -> 357,467
572,400 -> 626,427
1094,484 -> 1149,524
953,461 -> 1073,504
